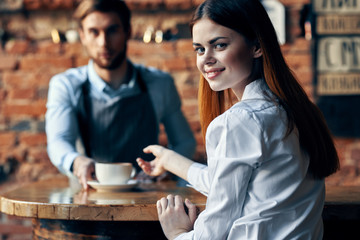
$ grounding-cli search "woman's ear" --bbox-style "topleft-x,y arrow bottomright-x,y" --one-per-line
253,46 -> 262,58
252,40 -> 262,58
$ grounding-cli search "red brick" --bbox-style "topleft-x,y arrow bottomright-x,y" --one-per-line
180,87 -> 198,99
63,42 -> 87,57
188,120 -> 201,132
281,38 -> 311,54
279,0 -> 310,6
5,40 -> 31,55
8,88 -> 37,100
3,71 -> 51,88
351,148 -> 360,161
284,53 -> 312,70
0,224 -> 32,235
195,132 -> 204,146
36,41 -> 62,55
23,0 -> 41,10
158,132 -> 168,146
192,0 -> 204,6
0,55 -> 18,70
176,39 -> 194,54
19,55 -> 72,70
19,133 -> 47,147
125,0 -> 163,10
0,132 -> 16,148
24,0 -> 74,10
0,146 -> 27,163
27,147 -> 50,162
0,89 -> 7,101
164,0 -> 192,9
182,104 -> 198,119
15,162 -> 58,182
185,56 -> 197,70
74,56 -> 89,67
2,100 -> 47,117
128,40 -> 175,56
161,56 -> 188,71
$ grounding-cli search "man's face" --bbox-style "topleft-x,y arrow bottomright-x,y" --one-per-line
79,11 -> 130,70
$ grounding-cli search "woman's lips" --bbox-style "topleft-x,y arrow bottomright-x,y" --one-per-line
205,68 -> 225,79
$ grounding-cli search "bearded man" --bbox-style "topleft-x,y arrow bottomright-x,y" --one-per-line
45,0 -> 196,190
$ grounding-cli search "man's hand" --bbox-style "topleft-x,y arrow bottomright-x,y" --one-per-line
157,194 -> 198,240
73,156 -> 95,190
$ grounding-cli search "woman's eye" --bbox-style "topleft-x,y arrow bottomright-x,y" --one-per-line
194,47 -> 205,55
215,43 -> 227,50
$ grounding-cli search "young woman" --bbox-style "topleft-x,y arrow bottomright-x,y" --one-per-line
137,0 -> 339,239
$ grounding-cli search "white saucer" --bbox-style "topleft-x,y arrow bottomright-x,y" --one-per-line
87,180 -> 138,192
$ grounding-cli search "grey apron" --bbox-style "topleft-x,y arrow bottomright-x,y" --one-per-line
76,71 -> 158,170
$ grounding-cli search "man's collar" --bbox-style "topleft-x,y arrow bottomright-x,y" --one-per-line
88,59 -> 137,92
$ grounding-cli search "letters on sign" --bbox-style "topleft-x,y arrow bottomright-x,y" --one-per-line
317,73 -> 360,95
314,0 -> 360,13
317,37 -> 360,72
316,15 -> 360,34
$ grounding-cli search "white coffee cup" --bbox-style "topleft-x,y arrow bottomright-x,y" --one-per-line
95,162 -> 136,185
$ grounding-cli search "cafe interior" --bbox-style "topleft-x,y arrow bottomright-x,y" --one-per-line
0,0 -> 359,239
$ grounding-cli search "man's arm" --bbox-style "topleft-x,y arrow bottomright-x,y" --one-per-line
45,74 -> 81,176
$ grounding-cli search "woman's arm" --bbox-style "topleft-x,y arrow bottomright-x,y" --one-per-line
136,145 -> 194,181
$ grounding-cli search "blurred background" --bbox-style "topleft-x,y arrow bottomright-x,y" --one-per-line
0,0 -> 359,238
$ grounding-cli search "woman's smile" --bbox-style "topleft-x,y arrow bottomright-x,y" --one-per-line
205,68 -> 225,79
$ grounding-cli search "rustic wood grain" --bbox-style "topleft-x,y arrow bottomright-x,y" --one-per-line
0,175 -> 207,221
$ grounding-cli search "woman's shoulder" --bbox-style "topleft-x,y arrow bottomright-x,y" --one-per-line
209,98 -> 286,140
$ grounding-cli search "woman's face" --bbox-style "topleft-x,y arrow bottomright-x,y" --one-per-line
192,18 -> 259,99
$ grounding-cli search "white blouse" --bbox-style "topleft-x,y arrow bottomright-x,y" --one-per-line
177,80 -> 324,240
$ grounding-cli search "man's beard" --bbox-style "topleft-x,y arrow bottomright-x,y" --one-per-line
93,45 -> 127,70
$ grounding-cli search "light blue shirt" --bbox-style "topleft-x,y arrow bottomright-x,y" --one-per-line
178,80 -> 324,240
45,60 -> 196,176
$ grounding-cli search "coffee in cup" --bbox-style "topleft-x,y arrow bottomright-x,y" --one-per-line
95,162 -> 136,185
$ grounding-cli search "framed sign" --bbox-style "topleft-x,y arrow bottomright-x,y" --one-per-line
313,0 -> 360,137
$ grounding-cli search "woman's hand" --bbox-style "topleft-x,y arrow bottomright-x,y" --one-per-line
136,145 -> 173,177
157,194 -> 198,240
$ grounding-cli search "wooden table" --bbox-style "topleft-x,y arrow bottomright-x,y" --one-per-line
1,176 -> 360,240
322,185 -> 360,240
0,176 -> 206,239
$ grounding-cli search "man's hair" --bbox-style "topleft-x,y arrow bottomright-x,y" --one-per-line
73,0 -> 131,32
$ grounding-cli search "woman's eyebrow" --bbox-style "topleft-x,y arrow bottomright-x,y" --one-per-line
193,36 -> 228,46
209,36 -> 228,44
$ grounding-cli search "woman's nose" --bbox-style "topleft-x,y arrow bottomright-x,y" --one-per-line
202,50 -> 216,65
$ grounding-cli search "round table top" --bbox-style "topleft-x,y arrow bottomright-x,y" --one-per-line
1,175 -> 360,221
0,176 -> 207,221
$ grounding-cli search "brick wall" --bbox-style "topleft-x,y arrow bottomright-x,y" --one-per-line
0,0 -> 359,238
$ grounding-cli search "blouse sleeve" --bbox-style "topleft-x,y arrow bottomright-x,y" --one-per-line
176,109 -> 264,240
